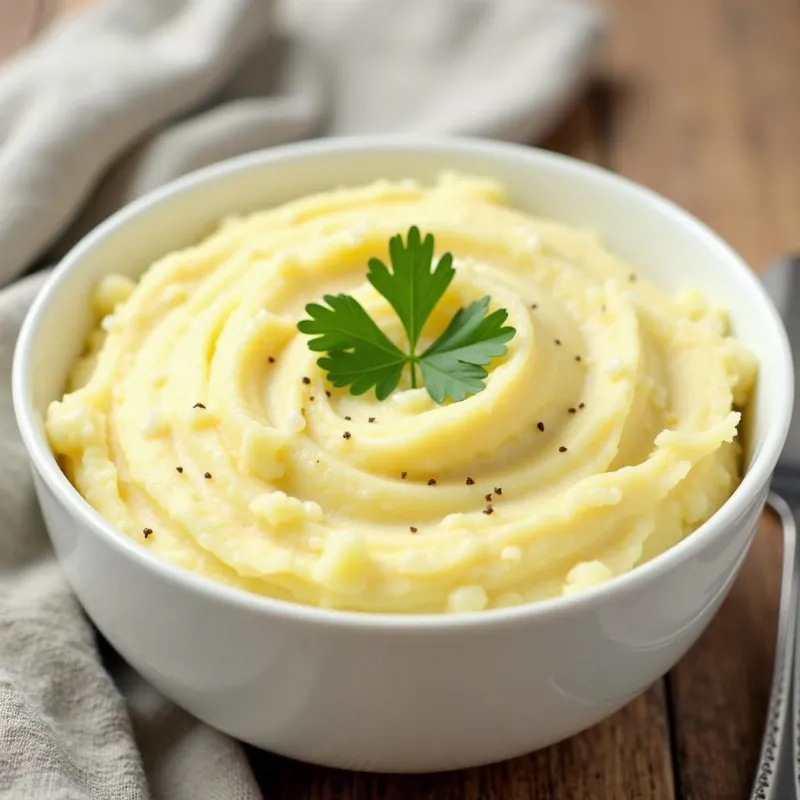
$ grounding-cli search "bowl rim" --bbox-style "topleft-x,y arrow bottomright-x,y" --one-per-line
12,134 -> 794,631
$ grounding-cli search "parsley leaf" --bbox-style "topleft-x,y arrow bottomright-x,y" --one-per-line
367,225 -> 454,387
297,294 -> 406,400
297,227 -> 516,403
419,297 -> 516,403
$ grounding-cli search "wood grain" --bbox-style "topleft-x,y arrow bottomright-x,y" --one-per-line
668,517 -> 782,799
14,0 -> 799,796
602,0 -> 800,269
599,0 -> 799,796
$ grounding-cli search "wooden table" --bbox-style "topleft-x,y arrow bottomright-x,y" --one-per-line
9,0 -> 800,797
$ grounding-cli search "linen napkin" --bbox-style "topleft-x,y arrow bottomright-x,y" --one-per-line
0,0 -> 605,797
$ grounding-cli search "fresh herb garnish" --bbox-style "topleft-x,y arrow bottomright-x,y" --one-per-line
297,226 -> 516,403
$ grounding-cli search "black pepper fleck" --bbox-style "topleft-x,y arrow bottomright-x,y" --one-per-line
343,431 -> 352,440
530,303 -> 538,310
485,493 -> 492,502
483,504 -> 494,515
559,446 -> 568,453
268,356 -> 275,364
176,466 -> 184,473
410,526 -> 418,533
494,487 -> 502,496
368,417 -> 376,423
193,402 -> 206,409
537,421 -> 545,432
344,416 -> 351,421
579,402 -> 585,409
310,396 -> 315,401
568,407 -> 577,414
575,355 -> 582,362
142,527 -> 153,538
427,478 -> 437,486
302,376 -> 311,385
401,471 -> 408,479
204,471 -> 212,479
466,476 -> 475,485
554,339 -> 561,346
325,390 -> 331,398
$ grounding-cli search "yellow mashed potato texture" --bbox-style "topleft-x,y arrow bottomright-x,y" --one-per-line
46,174 -> 757,613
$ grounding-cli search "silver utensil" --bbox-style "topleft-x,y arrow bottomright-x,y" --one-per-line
749,493 -> 796,800
750,254 -> 800,800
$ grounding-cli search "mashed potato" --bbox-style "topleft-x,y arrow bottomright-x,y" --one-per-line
46,174 -> 757,612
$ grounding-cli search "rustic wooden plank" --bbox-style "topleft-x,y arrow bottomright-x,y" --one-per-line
668,515 -> 782,799
602,0 -> 800,797
602,0 -> 800,269
251,682 -> 675,800
541,83 -> 609,165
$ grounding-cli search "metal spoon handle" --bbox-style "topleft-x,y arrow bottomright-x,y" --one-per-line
750,492 -> 797,800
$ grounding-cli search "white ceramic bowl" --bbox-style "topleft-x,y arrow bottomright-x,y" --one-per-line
12,137 -> 793,773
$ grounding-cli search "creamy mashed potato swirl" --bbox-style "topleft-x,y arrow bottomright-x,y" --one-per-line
46,174 -> 757,613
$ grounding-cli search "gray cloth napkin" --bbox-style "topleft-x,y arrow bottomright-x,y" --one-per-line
0,1 -> 604,797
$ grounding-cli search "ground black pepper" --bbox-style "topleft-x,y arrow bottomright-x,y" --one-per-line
302,376 -> 311,385
368,417 -> 376,423
343,431 -> 352,440
466,476 -> 475,485
568,407 -> 576,414
483,504 -> 494,515
176,466 -> 184,473
204,471 -> 212,479
193,402 -> 206,409
344,416 -> 351,421
401,471 -> 408,479
494,487 -> 502,496
559,446 -> 567,453
142,527 -> 153,538
537,421 -> 545,432
579,402 -> 585,409
427,478 -> 437,486
575,355 -> 582,362
554,339 -> 561,346
410,526 -> 418,533
268,356 -> 275,364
